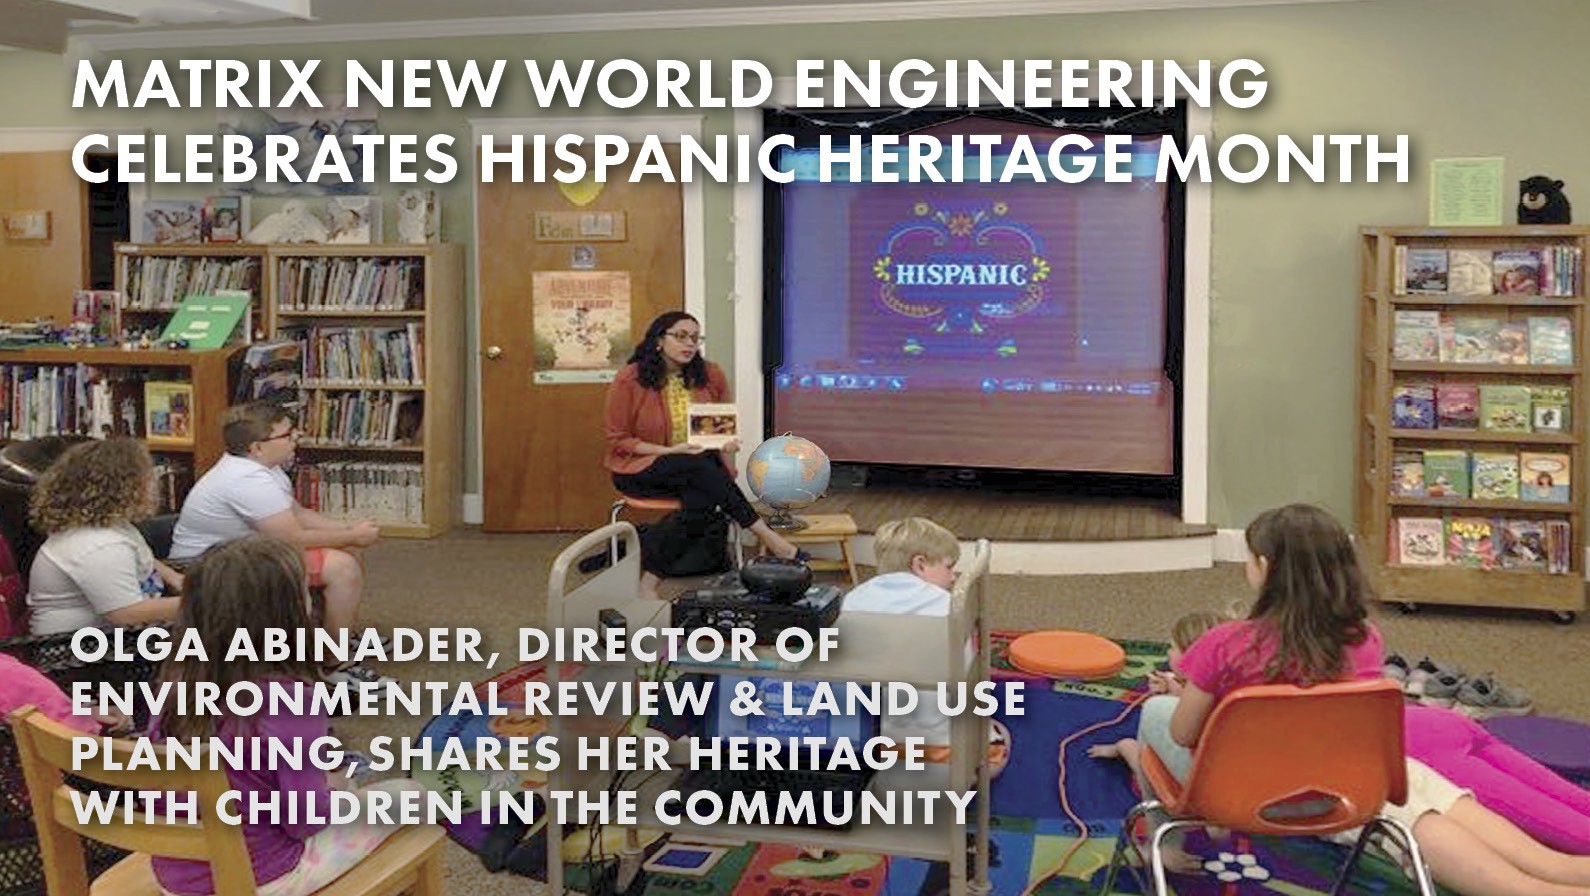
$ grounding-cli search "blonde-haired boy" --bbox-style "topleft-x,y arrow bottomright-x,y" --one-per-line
844,517 -> 965,754
847,517 -> 961,614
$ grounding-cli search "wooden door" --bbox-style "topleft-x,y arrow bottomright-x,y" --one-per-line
478,147 -> 684,531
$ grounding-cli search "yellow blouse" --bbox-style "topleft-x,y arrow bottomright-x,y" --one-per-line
663,372 -> 690,445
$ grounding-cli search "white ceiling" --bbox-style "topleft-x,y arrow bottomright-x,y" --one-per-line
2,0 -> 1373,52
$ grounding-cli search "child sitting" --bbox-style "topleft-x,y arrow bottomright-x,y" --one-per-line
27,439 -> 182,636
842,517 -> 962,748
1087,609 -> 1227,779
0,651 -> 124,734
150,536 -> 428,896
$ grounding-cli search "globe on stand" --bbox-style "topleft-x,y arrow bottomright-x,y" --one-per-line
746,434 -> 831,531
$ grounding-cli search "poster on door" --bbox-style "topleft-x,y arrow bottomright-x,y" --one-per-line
531,271 -> 632,384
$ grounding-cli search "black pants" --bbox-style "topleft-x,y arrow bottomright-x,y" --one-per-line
612,453 -> 760,529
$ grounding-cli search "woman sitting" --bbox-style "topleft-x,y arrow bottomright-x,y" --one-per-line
26,439 -> 182,635
604,311 -> 802,599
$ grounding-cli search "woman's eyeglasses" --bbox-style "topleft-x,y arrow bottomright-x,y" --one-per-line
665,330 -> 704,346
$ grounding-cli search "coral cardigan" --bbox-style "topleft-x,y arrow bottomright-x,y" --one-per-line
603,361 -> 730,475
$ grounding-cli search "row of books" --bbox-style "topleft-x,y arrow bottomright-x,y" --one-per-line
1392,449 -> 1570,502
286,324 -> 425,386
299,389 -> 423,449
151,456 -> 195,514
275,257 -> 426,312
122,256 -> 260,311
1393,312 -> 1572,365
1394,246 -> 1582,296
1392,383 -> 1569,433
293,462 -> 425,526
1392,515 -> 1573,573
0,364 -> 192,444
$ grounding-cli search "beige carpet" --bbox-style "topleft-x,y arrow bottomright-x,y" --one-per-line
348,528 -> 1588,896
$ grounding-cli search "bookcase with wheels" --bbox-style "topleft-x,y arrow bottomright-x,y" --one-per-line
114,243 -> 268,344
1357,226 -> 1589,621
267,244 -> 463,538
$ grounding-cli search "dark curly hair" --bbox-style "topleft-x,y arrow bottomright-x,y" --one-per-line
29,438 -> 155,533
628,311 -> 707,391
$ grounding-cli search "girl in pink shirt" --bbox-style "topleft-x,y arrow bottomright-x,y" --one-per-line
1127,505 -> 1590,895
1136,504 -> 1385,785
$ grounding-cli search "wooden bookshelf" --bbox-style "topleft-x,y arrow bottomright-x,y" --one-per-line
266,244 -> 462,538
114,243 -> 269,343
0,344 -> 240,474
1358,226 -> 1589,620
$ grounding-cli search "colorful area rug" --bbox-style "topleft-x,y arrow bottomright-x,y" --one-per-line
423,633 -> 1445,895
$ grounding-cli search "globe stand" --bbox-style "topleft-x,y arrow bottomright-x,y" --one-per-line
764,506 -> 810,532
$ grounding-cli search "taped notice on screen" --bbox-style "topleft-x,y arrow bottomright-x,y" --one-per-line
532,270 -> 631,384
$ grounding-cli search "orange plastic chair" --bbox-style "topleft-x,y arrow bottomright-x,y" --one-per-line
1099,679 -> 1437,896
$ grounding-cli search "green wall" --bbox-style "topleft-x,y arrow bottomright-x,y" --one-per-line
3,0 -> 1586,529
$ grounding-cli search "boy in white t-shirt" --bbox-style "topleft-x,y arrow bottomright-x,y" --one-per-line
172,402 -> 380,677
842,517 -> 962,746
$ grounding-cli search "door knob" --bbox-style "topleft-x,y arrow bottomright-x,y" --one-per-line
484,345 -> 503,360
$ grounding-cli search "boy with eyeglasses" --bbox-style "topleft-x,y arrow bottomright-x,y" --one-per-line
172,401 -> 385,684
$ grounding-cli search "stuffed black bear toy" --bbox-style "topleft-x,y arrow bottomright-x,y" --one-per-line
1518,175 -> 1571,224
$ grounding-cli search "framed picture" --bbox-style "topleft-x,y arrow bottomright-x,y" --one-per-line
4,210 -> 51,240
137,200 -> 203,244
202,196 -> 247,243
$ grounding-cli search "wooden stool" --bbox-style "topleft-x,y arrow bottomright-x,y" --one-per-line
772,512 -> 859,585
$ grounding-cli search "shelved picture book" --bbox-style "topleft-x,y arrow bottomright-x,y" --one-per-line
144,381 -> 194,446
1391,448 -> 1572,505
235,340 -> 303,405
1393,245 -> 1582,296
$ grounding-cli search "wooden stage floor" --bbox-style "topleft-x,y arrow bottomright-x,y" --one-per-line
789,486 -> 1214,543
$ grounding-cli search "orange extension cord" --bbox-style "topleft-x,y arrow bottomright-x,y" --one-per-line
1019,688 -> 1151,896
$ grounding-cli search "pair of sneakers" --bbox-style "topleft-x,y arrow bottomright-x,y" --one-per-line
1384,654 -> 1533,718
323,662 -> 397,687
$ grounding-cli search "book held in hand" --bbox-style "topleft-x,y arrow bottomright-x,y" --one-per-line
687,403 -> 739,450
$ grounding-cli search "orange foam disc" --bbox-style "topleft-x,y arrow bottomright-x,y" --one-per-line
1008,630 -> 1126,680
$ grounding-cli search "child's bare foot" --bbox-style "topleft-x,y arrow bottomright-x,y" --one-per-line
1088,742 -> 1123,759
1163,847 -> 1204,875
